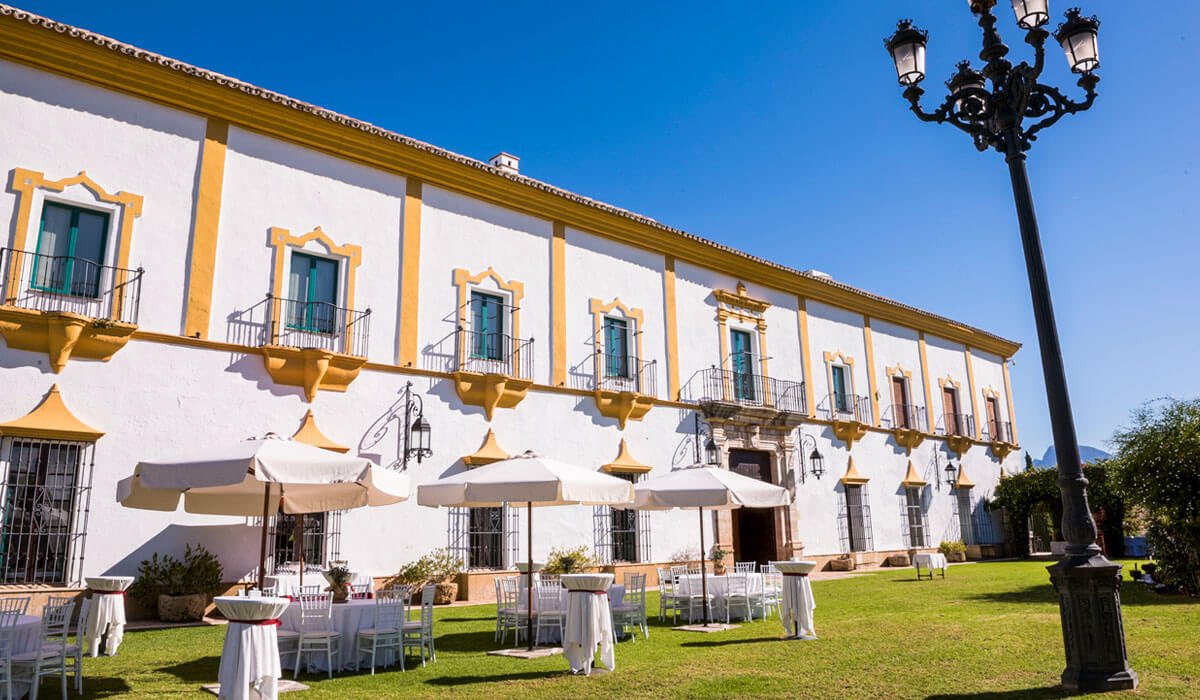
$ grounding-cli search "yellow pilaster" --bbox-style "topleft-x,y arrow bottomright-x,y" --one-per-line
797,297 -> 815,418
398,179 -> 422,366
183,118 -> 229,339
552,222 -> 566,386
663,256 -> 680,400
863,316 -> 880,426
1002,358 -> 1019,445
918,332 -> 935,433
965,347 -> 981,439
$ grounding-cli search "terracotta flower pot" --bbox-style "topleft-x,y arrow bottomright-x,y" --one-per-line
434,582 -> 458,605
327,583 -> 350,603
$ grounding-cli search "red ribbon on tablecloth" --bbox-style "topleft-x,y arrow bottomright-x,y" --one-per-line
89,590 -> 125,596
228,618 -> 281,626
573,590 -> 608,595
781,572 -> 809,577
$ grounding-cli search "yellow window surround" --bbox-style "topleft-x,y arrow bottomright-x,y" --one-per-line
450,267 -> 531,420
588,297 -> 652,429
0,384 -> 103,442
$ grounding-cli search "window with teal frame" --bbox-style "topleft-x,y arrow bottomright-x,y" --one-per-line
31,202 -> 109,298
832,365 -> 849,411
730,329 -> 755,401
470,291 -> 505,360
287,252 -> 339,334
603,317 -> 630,378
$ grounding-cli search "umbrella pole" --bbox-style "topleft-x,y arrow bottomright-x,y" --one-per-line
527,501 -> 534,652
699,506 -> 710,626
298,513 -> 305,588
257,484 -> 270,591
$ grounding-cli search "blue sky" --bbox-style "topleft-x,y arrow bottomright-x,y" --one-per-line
20,1 -> 1198,459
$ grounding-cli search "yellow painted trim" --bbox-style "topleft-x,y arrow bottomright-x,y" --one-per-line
0,384 -> 103,441
290,409 -> 350,453
0,16 -> 1023,359
0,307 -> 135,373
451,371 -> 532,421
839,456 -> 869,485
918,333 -> 936,433
462,428 -> 510,466
398,179 -> 422,366
900,460 -> 927,488
964,347 -> 981,440
796,298 -> 815,418
593,389 -> 654,430
663,257 -> 680,400
1002,359 -> 1019,445
183,118 -> 228,339
954,464 -> 975,490
6,167 -> 143,314
862,317 -> 880,427
601,438 -> 652,474
982,386 -> 1001,400
267,226 -> 364,354
938,377 -> 963,391
551,222 -> 566,385
822,350 -> 857,403
757,325 -> 770,383
260,345 -> 366,402
589,297 -> 645,379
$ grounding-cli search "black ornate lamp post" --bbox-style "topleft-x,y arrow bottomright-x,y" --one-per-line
693,414 -> 720,466
885,1 -> 1134,691
797,433 -> 825,484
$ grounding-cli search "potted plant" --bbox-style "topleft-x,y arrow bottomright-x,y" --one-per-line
323,565 -> 353,603
939,540 -> 967,563
710,546 -> 729,574
129,544 -> 224,622
427,549 -> 464,605
544,545 -> 594,575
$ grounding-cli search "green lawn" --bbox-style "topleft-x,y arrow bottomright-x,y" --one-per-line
69,560 -> 1198,698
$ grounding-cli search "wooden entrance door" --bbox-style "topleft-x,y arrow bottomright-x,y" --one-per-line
728,449 -> 779,566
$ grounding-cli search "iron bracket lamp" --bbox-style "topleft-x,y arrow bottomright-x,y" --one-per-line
885,2 -> 1134,691
390,381 -> 432,471
693,413 -> 720,467
797,432 -> 825,485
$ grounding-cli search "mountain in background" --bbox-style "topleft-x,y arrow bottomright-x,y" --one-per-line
1032,445 -> 1111,468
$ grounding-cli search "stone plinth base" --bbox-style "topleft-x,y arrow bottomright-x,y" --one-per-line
672,623 -> 740,633
1047,554 -> 1138,691
488,647 -> 564,659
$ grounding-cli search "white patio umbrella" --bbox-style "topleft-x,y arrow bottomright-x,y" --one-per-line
631,465 -> 791,626
117,434 -> 410,589
417,451 -> 633,651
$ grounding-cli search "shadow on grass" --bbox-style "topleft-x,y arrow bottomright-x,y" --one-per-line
158,655 -> 221,682
66,676 -> 132,697
434,629 -> 513,653
423,670 -> 566,686
967,583 -> 1195,607
680,636 -> 780,648
925,686 -> 1068,699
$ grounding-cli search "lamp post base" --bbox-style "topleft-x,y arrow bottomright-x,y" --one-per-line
1047,554 -> 1138,691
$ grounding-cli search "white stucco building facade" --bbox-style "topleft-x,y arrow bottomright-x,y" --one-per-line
0,6 -> 1023,599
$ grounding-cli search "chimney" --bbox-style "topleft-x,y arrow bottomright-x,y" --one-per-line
489,152 -> 519,175
804,269 -> 834,281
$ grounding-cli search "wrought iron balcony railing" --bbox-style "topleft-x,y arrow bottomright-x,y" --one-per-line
983,420 -> 1014,444
829,393 -> 874,424
0,248 -> 143,324
595,352 -> 657,397
456,328 -> 534,379
681,366 -> 807,414
884,403 -> 928,432
939,412 -> 976,438
265,294 -> 371,357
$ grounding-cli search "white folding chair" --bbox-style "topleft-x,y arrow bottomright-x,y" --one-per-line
348,584 -> 372,600
14,596 -> 74,700
293,593 -> 342,679
498,577 -> 526,647
401,586 -> 436,665
68,596 -> 89,694
531,584 -> 564,647
757,565 -> 782,619
354,592 -> 406,674
291,585 -> 321,598
724,572 -> 753,623
612,573 -> 648,641
0,602 -> 26,700
734,561 -> 757,573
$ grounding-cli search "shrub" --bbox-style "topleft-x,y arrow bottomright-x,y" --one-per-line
670,547 -> 699,563
128,544 -> 224,608
544,545 -> 593,574
938,541 -> 966,555
709,546 -> 729,563
393,548 -> 464,587
1110,398 -> 1200,595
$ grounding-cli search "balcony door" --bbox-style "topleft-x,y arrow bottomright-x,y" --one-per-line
33,202 -> 109,298
892,376 -> 910,428
603,317 -> 630,379
832,365 -> 849,413
287,252 -> 338,333
942,387 -> 961,435
730,329 -> 755,401
470,291 -> 505,361
985,396 -> 1002,441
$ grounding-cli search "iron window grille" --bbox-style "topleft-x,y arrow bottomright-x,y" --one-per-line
265,510 -> 342,573
0,437 -> 94,586
900,486 -> 931,548
837,485 -> 874,553
593,473 -> 650,565
954,490 -> 976,546
449,505 -> 519,570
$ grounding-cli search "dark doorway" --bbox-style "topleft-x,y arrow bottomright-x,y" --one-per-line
728,449 -> 779,566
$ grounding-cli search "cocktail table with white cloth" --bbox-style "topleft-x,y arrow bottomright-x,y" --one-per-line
264,572 -> 374,597
913,552 -> 948,580
775,561 -> 817,639
84,576 -> 133,656
278,599 -> 394,671
214,596 -> 289,700
561,574 -> 615,675
675,573 -> 764,620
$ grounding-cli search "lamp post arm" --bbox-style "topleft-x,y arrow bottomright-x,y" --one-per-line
1022,77 -> 1100,145
1024,28 -> 1049,79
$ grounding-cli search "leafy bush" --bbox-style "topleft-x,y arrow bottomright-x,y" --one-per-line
544,545 -> 593,574
670,547 -> 699,563
325,565 -> 353,585
128,544 -> 224,608
709,546 -> 729,563
393,548 -> 464,587
993,462 -> 1125,558
1110,398 -> 1200,595
939,541 -> 966,555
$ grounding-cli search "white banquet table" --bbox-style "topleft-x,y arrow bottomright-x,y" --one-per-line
913,553 -> 948,580
676,573 -> 764,619
561,573 -> 614,675
775,561 -> 817,639
214,596 -> 289,700
264,571 -> 374,596
278,599 -> 387,671
84,576 -> 134,657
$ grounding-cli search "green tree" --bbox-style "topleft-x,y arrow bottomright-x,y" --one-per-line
1025,452 -> 1035,472
1110,398 -> 1200,595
